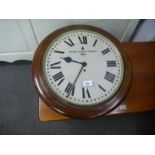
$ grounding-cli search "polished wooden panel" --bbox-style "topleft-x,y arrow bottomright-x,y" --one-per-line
38,41 -> 155,121
39,98 -> 70,121
109,41 -> 155,115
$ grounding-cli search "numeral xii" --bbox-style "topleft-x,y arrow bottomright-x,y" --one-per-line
78,36 -> 87,44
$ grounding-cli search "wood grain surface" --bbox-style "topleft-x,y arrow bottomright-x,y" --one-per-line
38,41 -> 155,121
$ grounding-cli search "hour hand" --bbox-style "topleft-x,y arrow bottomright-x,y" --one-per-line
61,57 -> 72,63
61,57 -> 84,65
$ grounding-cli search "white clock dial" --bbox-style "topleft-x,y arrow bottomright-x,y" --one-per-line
43,30 -> 124,106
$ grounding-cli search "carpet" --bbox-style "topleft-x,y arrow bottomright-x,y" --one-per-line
0,61 -> 155,134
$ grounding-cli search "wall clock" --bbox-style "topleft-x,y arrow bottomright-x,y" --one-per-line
32,25 -> 132,118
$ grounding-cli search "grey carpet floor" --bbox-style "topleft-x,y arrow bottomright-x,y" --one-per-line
0,60 -> 155,135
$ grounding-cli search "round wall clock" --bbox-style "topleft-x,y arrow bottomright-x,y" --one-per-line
32,25 -> 132,118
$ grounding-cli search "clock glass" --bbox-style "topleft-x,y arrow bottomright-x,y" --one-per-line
43,30 -> 124,106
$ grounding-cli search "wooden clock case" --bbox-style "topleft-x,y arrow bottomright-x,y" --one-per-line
32,25 -> 132,118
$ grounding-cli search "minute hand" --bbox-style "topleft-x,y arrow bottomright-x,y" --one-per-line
66,62 -> 87,97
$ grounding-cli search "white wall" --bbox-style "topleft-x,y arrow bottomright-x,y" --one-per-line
0,19 -> 139,62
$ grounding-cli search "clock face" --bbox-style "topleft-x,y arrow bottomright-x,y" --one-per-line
43,30 -> 124,106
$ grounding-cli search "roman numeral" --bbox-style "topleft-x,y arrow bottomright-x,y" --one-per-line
101,48 -> 110,55
50,61 -> 61,69
107,61 -> 117,67
57,79 -> 65,86
53,72 -> 64,82
64,38 -> 74,47
82,87 -> 91,98
78,36 -> 87,44
65,82 -> 75,96
54,51 -> 65,54
104,71 -> 116,83
98,84 -> 106,92
93,39 -> 98,47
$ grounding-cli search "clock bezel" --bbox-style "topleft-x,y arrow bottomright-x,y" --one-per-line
32,25 -> 132,118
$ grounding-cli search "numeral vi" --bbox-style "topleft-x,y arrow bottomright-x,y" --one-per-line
82,87 -> 91,98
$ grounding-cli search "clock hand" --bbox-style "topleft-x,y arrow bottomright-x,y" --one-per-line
61,57 -> 83,65
66,62 -> 87,97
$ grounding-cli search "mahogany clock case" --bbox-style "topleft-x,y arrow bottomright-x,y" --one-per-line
32,25 -> 132,118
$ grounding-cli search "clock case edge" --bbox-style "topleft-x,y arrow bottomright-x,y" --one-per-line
32,25 -> 132,119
